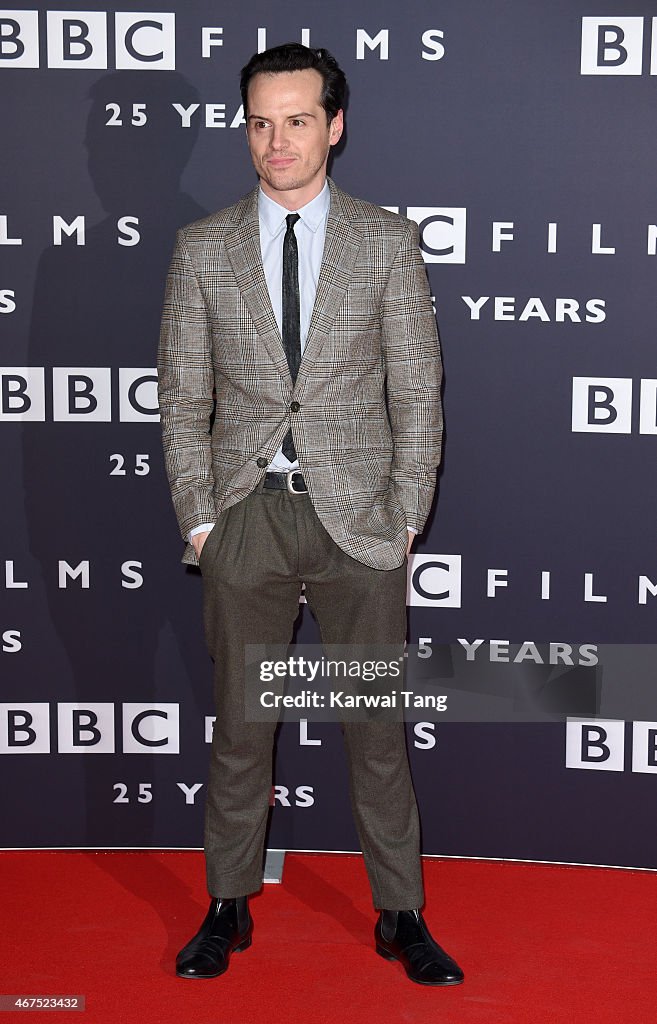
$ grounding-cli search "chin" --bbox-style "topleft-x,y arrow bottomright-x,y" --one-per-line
267,175 -> 305,192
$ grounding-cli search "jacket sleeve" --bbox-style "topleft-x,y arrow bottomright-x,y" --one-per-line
157,228 -> 216,541
380,219 -> 443,534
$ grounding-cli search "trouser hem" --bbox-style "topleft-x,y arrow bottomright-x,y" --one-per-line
375,893 -> 426,911
207,879 -> 263,899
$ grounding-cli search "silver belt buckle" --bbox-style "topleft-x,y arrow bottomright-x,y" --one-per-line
285,469 -> 305,494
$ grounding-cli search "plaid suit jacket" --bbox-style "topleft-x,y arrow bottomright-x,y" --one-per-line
157,177 -> 443,570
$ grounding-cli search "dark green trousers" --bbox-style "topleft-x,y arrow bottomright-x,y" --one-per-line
199,477 -> 424,910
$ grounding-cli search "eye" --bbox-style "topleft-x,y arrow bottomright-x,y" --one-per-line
290,119 -> 305,127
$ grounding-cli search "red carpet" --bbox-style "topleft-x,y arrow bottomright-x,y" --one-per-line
1,850 -> 655,1024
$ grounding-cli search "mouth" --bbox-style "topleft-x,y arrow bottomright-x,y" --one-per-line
267,157 -> 296,168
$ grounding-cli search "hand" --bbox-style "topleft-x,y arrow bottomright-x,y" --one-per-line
192,530 -> 211,559
406,530 -> 415,556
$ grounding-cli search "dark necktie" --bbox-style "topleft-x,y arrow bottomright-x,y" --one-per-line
281,213 -> 301,463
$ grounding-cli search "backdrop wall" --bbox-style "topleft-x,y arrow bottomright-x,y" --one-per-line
2,1 -> 656,869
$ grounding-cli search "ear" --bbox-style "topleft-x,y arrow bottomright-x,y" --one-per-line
329,109 -> 344,146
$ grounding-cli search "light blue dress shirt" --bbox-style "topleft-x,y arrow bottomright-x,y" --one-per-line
259,180 -> 330,472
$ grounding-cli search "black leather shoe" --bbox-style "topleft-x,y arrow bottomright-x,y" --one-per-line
176,897 -> 252,979
375,909 -> 464,986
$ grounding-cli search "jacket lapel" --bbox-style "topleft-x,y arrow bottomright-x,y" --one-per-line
297,179 -> 363,387
224,178 -> 363,388
224,187 -> 291,381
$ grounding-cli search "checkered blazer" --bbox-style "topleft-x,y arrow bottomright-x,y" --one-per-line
157,177 -> 443,570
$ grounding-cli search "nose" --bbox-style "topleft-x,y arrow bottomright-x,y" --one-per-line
270,123 -> 289,150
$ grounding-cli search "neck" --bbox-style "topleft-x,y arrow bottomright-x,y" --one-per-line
259,176 -> 327,212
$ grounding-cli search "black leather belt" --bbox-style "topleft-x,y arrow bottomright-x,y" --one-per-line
264,470 -> 308,494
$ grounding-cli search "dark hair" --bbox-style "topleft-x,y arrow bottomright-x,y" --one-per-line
240,43 -> 347,122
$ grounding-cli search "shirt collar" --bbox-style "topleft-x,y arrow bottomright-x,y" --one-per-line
258,179 -> 330,239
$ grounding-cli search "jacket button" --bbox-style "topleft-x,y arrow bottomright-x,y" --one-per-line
256,457 -> 268,468
290,401 -> 301,412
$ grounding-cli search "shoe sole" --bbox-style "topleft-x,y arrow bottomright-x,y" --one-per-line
375,945 -> 464,986
176,936 -> 252,979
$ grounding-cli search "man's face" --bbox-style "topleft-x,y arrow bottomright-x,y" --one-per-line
245,68 -> 343,208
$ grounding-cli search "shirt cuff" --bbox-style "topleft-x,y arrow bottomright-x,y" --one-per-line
189,523 -> 215,543
407,527 -> 418,535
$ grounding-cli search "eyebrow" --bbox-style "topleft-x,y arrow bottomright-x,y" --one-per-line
247,111 -> 318,122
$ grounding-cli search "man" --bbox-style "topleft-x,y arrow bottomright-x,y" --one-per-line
158,43 -> 463,987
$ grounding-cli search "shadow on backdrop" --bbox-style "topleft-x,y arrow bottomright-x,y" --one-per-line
23,71 -> 211,848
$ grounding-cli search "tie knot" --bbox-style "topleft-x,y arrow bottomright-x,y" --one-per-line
286,213 -> 300,232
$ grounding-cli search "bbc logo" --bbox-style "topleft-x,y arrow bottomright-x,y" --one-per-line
0,367 -> 159,422
571,377 -> 657,434
383,207 -> 467,264
580,17 -> 657,76
0,703 -> 180,754
0,11 -> 175,69
407,554 -> 462,608
566,719 -> 657,774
